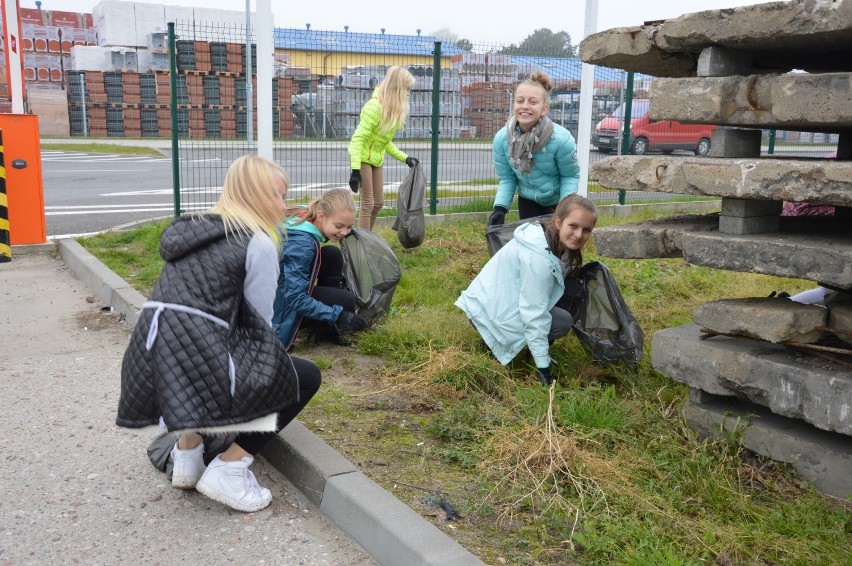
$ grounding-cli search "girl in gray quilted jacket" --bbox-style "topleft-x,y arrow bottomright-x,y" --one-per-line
118,156 -> 321,513
489,71 -> 580,226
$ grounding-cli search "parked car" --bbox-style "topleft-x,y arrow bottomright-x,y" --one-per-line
592,99 -> 716,156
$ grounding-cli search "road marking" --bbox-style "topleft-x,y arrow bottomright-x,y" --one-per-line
45,205 -> 210,216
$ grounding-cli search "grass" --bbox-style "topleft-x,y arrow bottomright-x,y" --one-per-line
78,211 -> 850,565
41,142 -> 164,156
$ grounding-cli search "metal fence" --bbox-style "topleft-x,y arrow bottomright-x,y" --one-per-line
20,20 -> 843,215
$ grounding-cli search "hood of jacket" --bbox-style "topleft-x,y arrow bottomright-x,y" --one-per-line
160,215 -> 230,262
286,217 -> 325,243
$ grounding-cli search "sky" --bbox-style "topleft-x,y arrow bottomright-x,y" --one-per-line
27,0 -> 776,47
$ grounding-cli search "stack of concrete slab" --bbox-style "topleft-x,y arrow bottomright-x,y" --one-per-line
580,0 -> 852,498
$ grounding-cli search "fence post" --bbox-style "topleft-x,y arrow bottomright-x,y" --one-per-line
429,41 -> 442,216
0,130 -> 9,263
768,129 -> 777,155
79,73 -> 89,137
168,22 -> 182,218
618,71 -> 635,205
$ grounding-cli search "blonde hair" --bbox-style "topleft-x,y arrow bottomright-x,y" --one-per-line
516,70 -> 553,104
286,188 -> 356,226
546,194 -> 597,276
210,155 -> 288,248
377,66 -> 415,134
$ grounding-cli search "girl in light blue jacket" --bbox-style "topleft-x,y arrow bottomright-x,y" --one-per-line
456,194 -> 596,385
489,71 -> 580,227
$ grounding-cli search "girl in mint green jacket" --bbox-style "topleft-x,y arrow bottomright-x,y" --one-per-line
348,66 -> 419,230
456,194 -> 597,386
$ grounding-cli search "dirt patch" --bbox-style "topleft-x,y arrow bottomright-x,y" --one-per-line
74,300 -> 126,331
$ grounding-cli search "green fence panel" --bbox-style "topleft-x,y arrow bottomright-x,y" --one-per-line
165,23 -> 843,215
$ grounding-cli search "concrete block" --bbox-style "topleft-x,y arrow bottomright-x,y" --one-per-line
261,420 -> 358,507
838,133 -> 852,161
111,285 -> 146,328
697,46 -> 752,77
578,24 -> 696,78
709,129 -> 762,158
654,324 -> 852,436
58,239 -> 134,310
591,214 -> 719,259
10,243 -> 55,255
693,297 -> 827,343
682,399 -> 852,499
718,215 -> 780,234
590,156 -> 852,208
581,1 -> 852,77
720,198 -> 783,217
688,387 -> 726,404
681,230 -> 852,289
650,73 -> 852,129
321,471 -> 485,566
827,301 -> 852,345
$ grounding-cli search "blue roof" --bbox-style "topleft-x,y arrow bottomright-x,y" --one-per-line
511,55 -> 654,83
274,28 -> 469,56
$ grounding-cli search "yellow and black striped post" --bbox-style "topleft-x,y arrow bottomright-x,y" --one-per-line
0,130 -> 10,262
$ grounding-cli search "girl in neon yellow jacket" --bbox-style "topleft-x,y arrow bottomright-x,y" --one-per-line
348,66 -> 419,230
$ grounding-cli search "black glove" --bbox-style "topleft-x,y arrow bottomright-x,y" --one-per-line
537,366 -> 554,386
405,156 -> 419,168
349,170 -> 362,193
488,206 -> 508,226
337,311 -> 368,331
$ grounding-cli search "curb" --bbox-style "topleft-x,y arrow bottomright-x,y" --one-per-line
52,238 -> 485,566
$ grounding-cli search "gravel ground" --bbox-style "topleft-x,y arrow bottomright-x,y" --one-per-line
0,253 -> 377,566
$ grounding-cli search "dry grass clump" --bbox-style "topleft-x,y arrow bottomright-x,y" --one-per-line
479,384 -> 614,548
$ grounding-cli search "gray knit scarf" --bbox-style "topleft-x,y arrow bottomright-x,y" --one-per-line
506,114 -> 554,174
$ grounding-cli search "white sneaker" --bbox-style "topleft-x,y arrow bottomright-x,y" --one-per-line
195,455 -> 272,512
170,441 -> 205,489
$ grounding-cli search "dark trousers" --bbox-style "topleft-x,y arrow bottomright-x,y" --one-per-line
518,195 -> 557,220
300,245 -> 356,335
233,355 -> 322,455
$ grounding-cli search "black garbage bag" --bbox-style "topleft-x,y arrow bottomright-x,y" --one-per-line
392,162 -> 426,249
572,261 -> 644,364
340,228 -> 402,326
485,214 -> 552,256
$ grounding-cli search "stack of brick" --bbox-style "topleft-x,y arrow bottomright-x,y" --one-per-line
580,0 -> 852,498
468,82 -> 513,139
66,61 -> 299,139
19,8 -> 96,86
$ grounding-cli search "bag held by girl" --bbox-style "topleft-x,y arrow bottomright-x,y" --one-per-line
485,214 -> 552,256
392,162 -> 427,248
572,261 -> 644,364
340,228 -> 402,326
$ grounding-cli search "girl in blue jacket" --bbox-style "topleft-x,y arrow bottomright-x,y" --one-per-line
272,188 -> 367,349
456,194 -> 597,385
489,71 -> 580,226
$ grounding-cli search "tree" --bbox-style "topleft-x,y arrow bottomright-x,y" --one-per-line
499,28 -> 575,57
430,28 -> 473,51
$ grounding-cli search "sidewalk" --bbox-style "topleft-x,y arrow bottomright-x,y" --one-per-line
0,244 -> 484,566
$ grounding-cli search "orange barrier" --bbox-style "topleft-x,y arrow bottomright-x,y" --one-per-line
0,115 -> 47,245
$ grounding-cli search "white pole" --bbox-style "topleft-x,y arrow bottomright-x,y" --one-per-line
3,0 -> 25,113
256,0 -> 273,160
245,0 -> 253,145
576,0 -> 598,197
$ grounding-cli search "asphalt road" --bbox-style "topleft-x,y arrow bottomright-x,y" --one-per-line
41,144 -> 494,238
